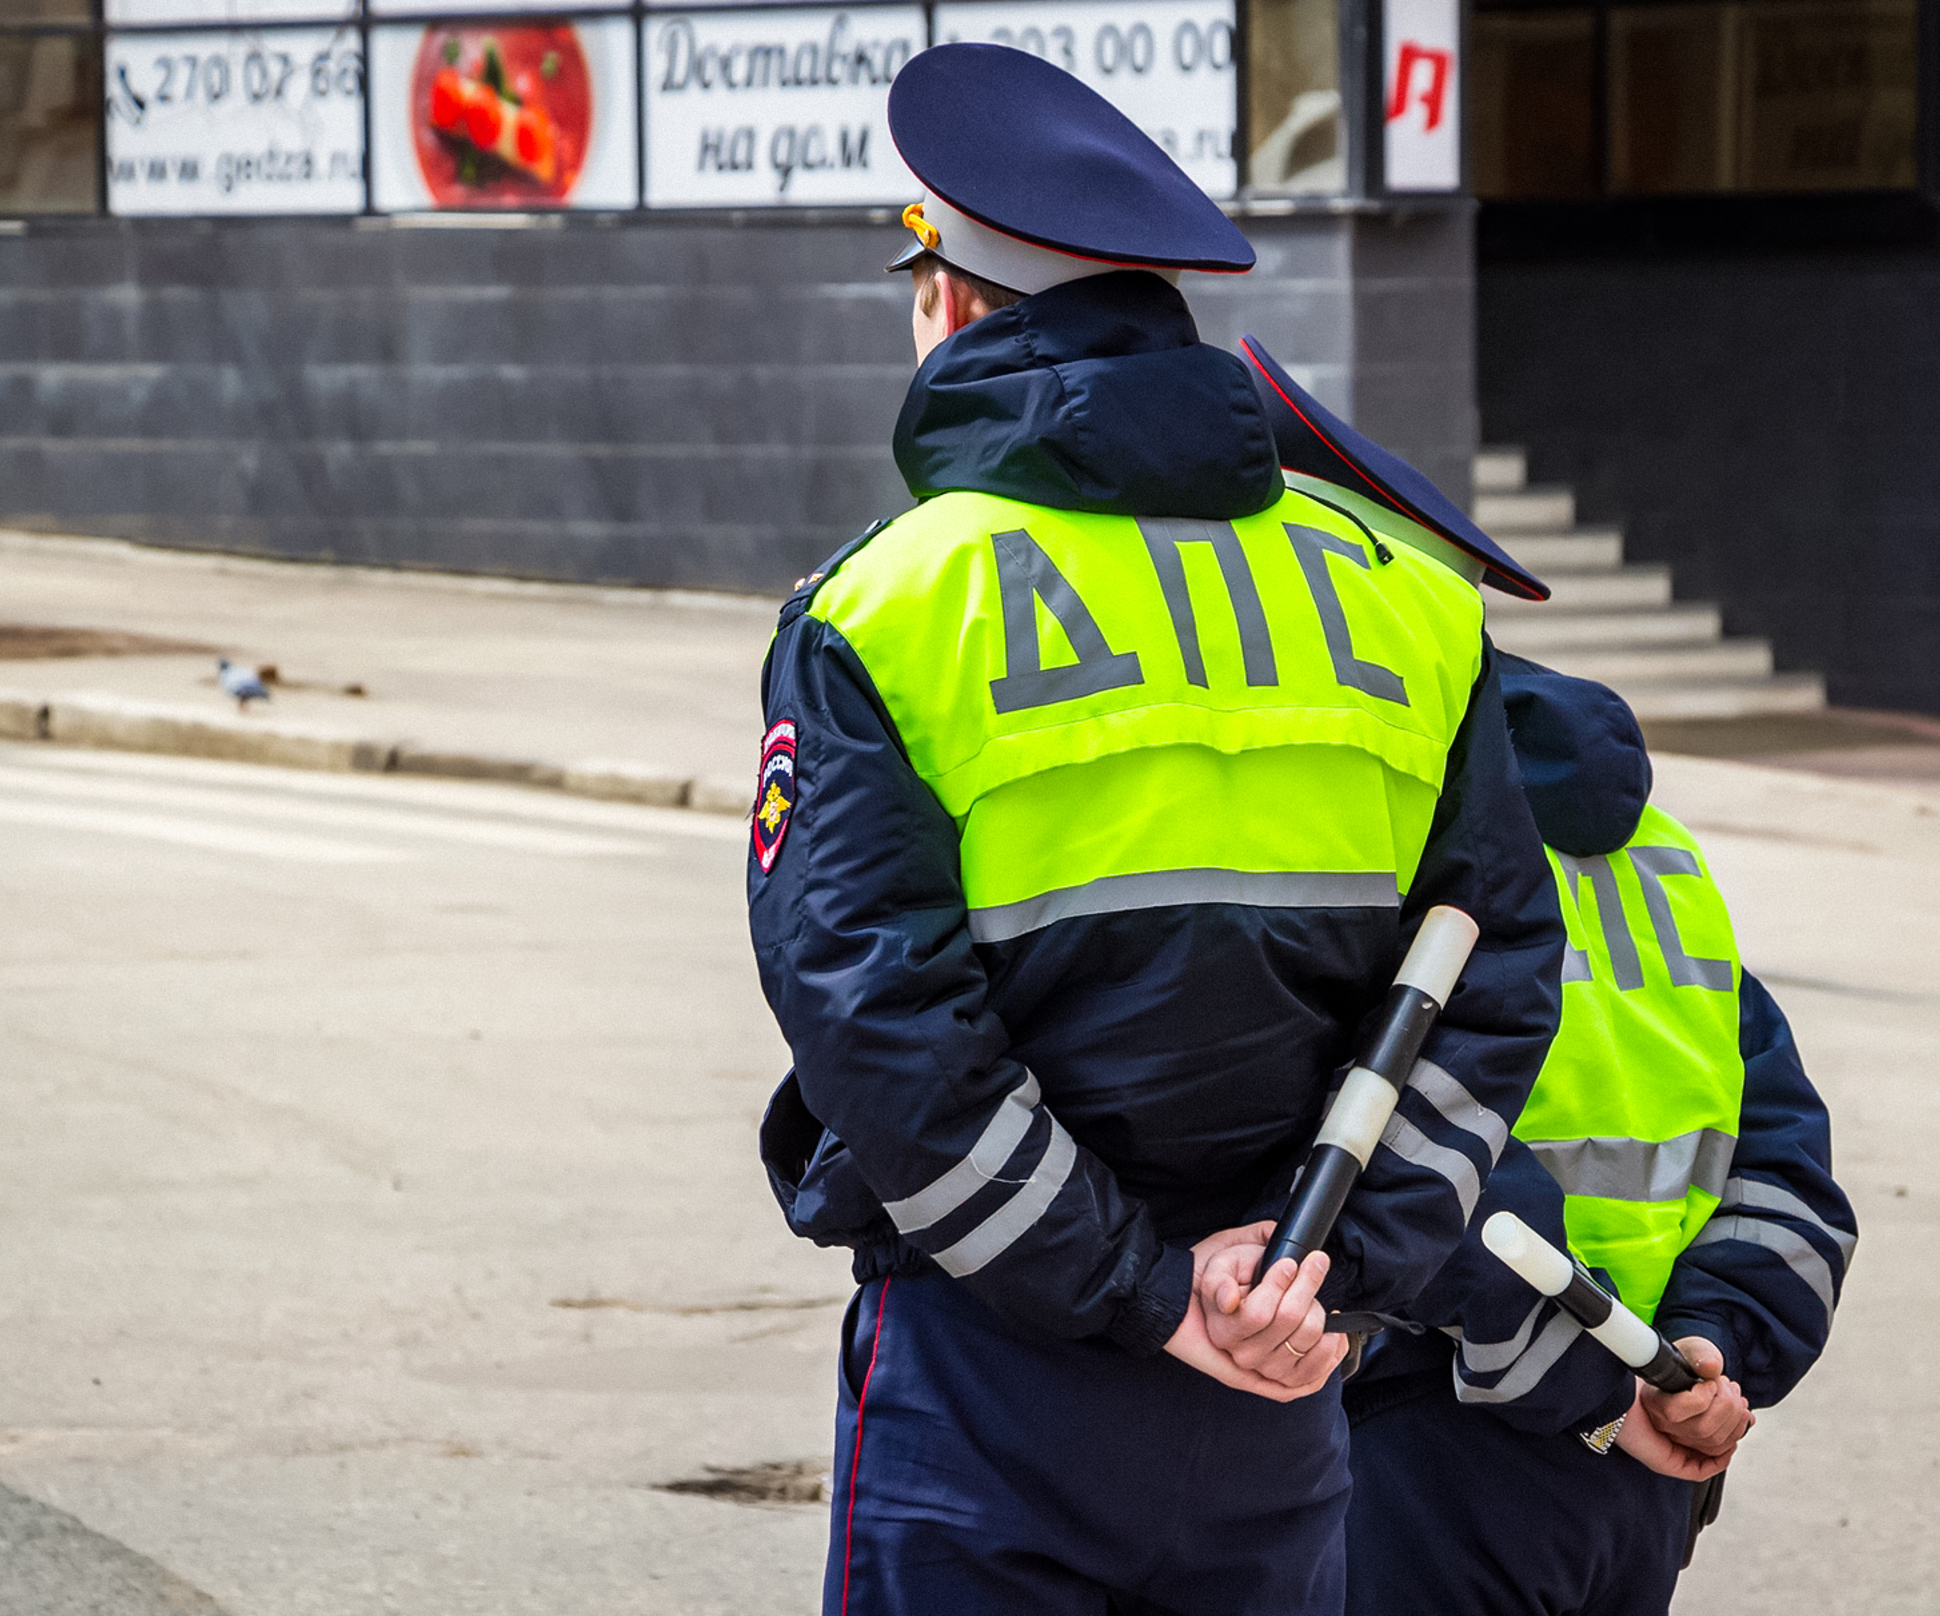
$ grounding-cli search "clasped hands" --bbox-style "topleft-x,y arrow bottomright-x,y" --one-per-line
1617,1336 -> 1755,1481
1165,1222 -> 1759,1482
1162,1221 -> 1350,1402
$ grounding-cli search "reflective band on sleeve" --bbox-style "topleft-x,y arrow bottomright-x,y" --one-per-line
1379,1111 -> 1482,1222
1586,1300 -> 1663,1369
931,1120 -> 1079,1278
1447,1298 -> 1547,1374
1453,1310 -> 1582,1404
881,1073 -> 1042,1235
1718,1175 -> 1858,1266
1524,1128 -> 1737,1204
1407,1059 -> 1509,1165
1314,1066 -> 1402,1167
966,868 -> 1399,944
1689,1214 -> 1838,1325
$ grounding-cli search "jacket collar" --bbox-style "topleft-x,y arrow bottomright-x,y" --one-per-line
893,271 -> 1281,522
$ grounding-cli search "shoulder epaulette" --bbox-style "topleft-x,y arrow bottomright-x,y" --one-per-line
777,518 -> 894,629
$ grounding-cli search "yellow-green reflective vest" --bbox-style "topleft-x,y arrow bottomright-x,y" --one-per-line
1514,804 -> 1744,1321
807,480 -> 1483,940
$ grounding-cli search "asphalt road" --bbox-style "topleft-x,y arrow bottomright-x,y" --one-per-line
0,740 -> 1931,1614
0,741 -> 848,1616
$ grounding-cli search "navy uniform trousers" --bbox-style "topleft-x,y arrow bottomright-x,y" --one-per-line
1346,1390 -> 1693,1616
827,1270 -> 1351,1616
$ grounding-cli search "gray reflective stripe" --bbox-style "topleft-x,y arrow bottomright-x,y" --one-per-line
987,527 -> 1144,715
1137,517 -> 1279,689
1448,1297 -> 1547,1373
931,1120 -> 1079,1278
1526,1128 -> 1737,1204
967,868 -> 1399,944
1629,845 -> 1734,992
1719,1175 -> 1857,1267
1576,852 -> 1644,991
881,1073 -> 1042,1235
1284,523 -> 1410,706
1407,1060 -> 1509,1166
1689,1215 -> 1837,1325
1379,1112 -> 1481,1222
1556,859 -> 1596,983
1454,1310 -> 1583,1404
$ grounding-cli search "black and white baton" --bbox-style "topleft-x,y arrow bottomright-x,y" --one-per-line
1253,905 -> 1479,1284
1482,1212 -> 1701,1393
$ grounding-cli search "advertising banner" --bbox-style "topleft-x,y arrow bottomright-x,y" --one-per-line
370,15 -> 638,210
642,6 -> 922,208
105,24 -> 365,215
933,0 -> 1237,199
106,0 -> 352,25
1382,0 -> 1459,191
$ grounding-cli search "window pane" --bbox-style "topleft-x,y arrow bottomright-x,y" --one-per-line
1246,0 -> 1342,194
1470,10 -> 1597,199
0,0 -> 90,23
1609,5 -> 1728,192
0,30 -> 101,212
1610,0 -> 1918,195
1735,0 -> 1917,192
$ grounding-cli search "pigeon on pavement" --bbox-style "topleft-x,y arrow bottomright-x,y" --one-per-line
216,658 -> 270,712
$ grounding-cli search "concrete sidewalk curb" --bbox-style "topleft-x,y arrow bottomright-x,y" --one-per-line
0,688 -> 753,819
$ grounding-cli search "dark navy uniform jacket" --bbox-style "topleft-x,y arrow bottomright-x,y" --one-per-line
751,272 -> 1566,1356
1348,656 -> 1859,1433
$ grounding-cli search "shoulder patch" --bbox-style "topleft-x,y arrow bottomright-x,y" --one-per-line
752,719 -> 799,874
777,518 -> 894,630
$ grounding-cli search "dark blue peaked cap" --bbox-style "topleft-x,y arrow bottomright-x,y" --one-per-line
1239,335 -> 1549,601
887,43 -> 1256,274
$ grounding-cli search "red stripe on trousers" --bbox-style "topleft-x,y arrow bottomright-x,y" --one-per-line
841,1275 -> 890,1616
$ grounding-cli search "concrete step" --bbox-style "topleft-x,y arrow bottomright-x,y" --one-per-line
1473,446 -> 1527,494
1531,639 -> 1775,685
1474,487 -> 1575,531
1616,673 -> 1828,721
1489,565 -> 1672,613
1488,605 -> 1725,653
1500,529 -> 1625,573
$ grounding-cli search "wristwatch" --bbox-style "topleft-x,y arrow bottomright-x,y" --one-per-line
1579,1413 -> 1627,1456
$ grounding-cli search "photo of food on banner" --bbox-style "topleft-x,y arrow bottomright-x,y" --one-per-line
411,23 -> 590,205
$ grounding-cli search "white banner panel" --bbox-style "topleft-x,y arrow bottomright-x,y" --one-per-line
105,25 -> 364,215
370,16 -> 638,210
933,0 -> 1237,200
369,0 -> 624,18
643,7 -> 922,208
1383,0 -> 1459,191
106,0 -> 351,26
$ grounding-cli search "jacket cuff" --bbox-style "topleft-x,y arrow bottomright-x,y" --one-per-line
1105,1243 -> 1194,1357
1574,1374 -> 1638,1435
1654,1314 -> 1736,1381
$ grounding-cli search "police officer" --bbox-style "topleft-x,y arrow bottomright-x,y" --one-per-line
749,45 -> 1566,1614
1336,654 -> 1859,1616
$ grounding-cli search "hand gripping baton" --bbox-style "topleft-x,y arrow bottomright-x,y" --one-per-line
1253,906 -> 1479,1285
1481,1212 -> 1701,1392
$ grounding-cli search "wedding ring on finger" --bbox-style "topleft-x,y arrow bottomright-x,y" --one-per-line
1280,1337 -> 1306,1359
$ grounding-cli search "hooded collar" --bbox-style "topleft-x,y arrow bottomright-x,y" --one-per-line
1498,652 -> 1654,857
892,271 -> 1281,522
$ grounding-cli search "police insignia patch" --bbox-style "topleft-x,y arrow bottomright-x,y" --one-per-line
753,719 -> 797,874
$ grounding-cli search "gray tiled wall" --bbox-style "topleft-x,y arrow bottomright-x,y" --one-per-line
0,209 -> 1475,592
